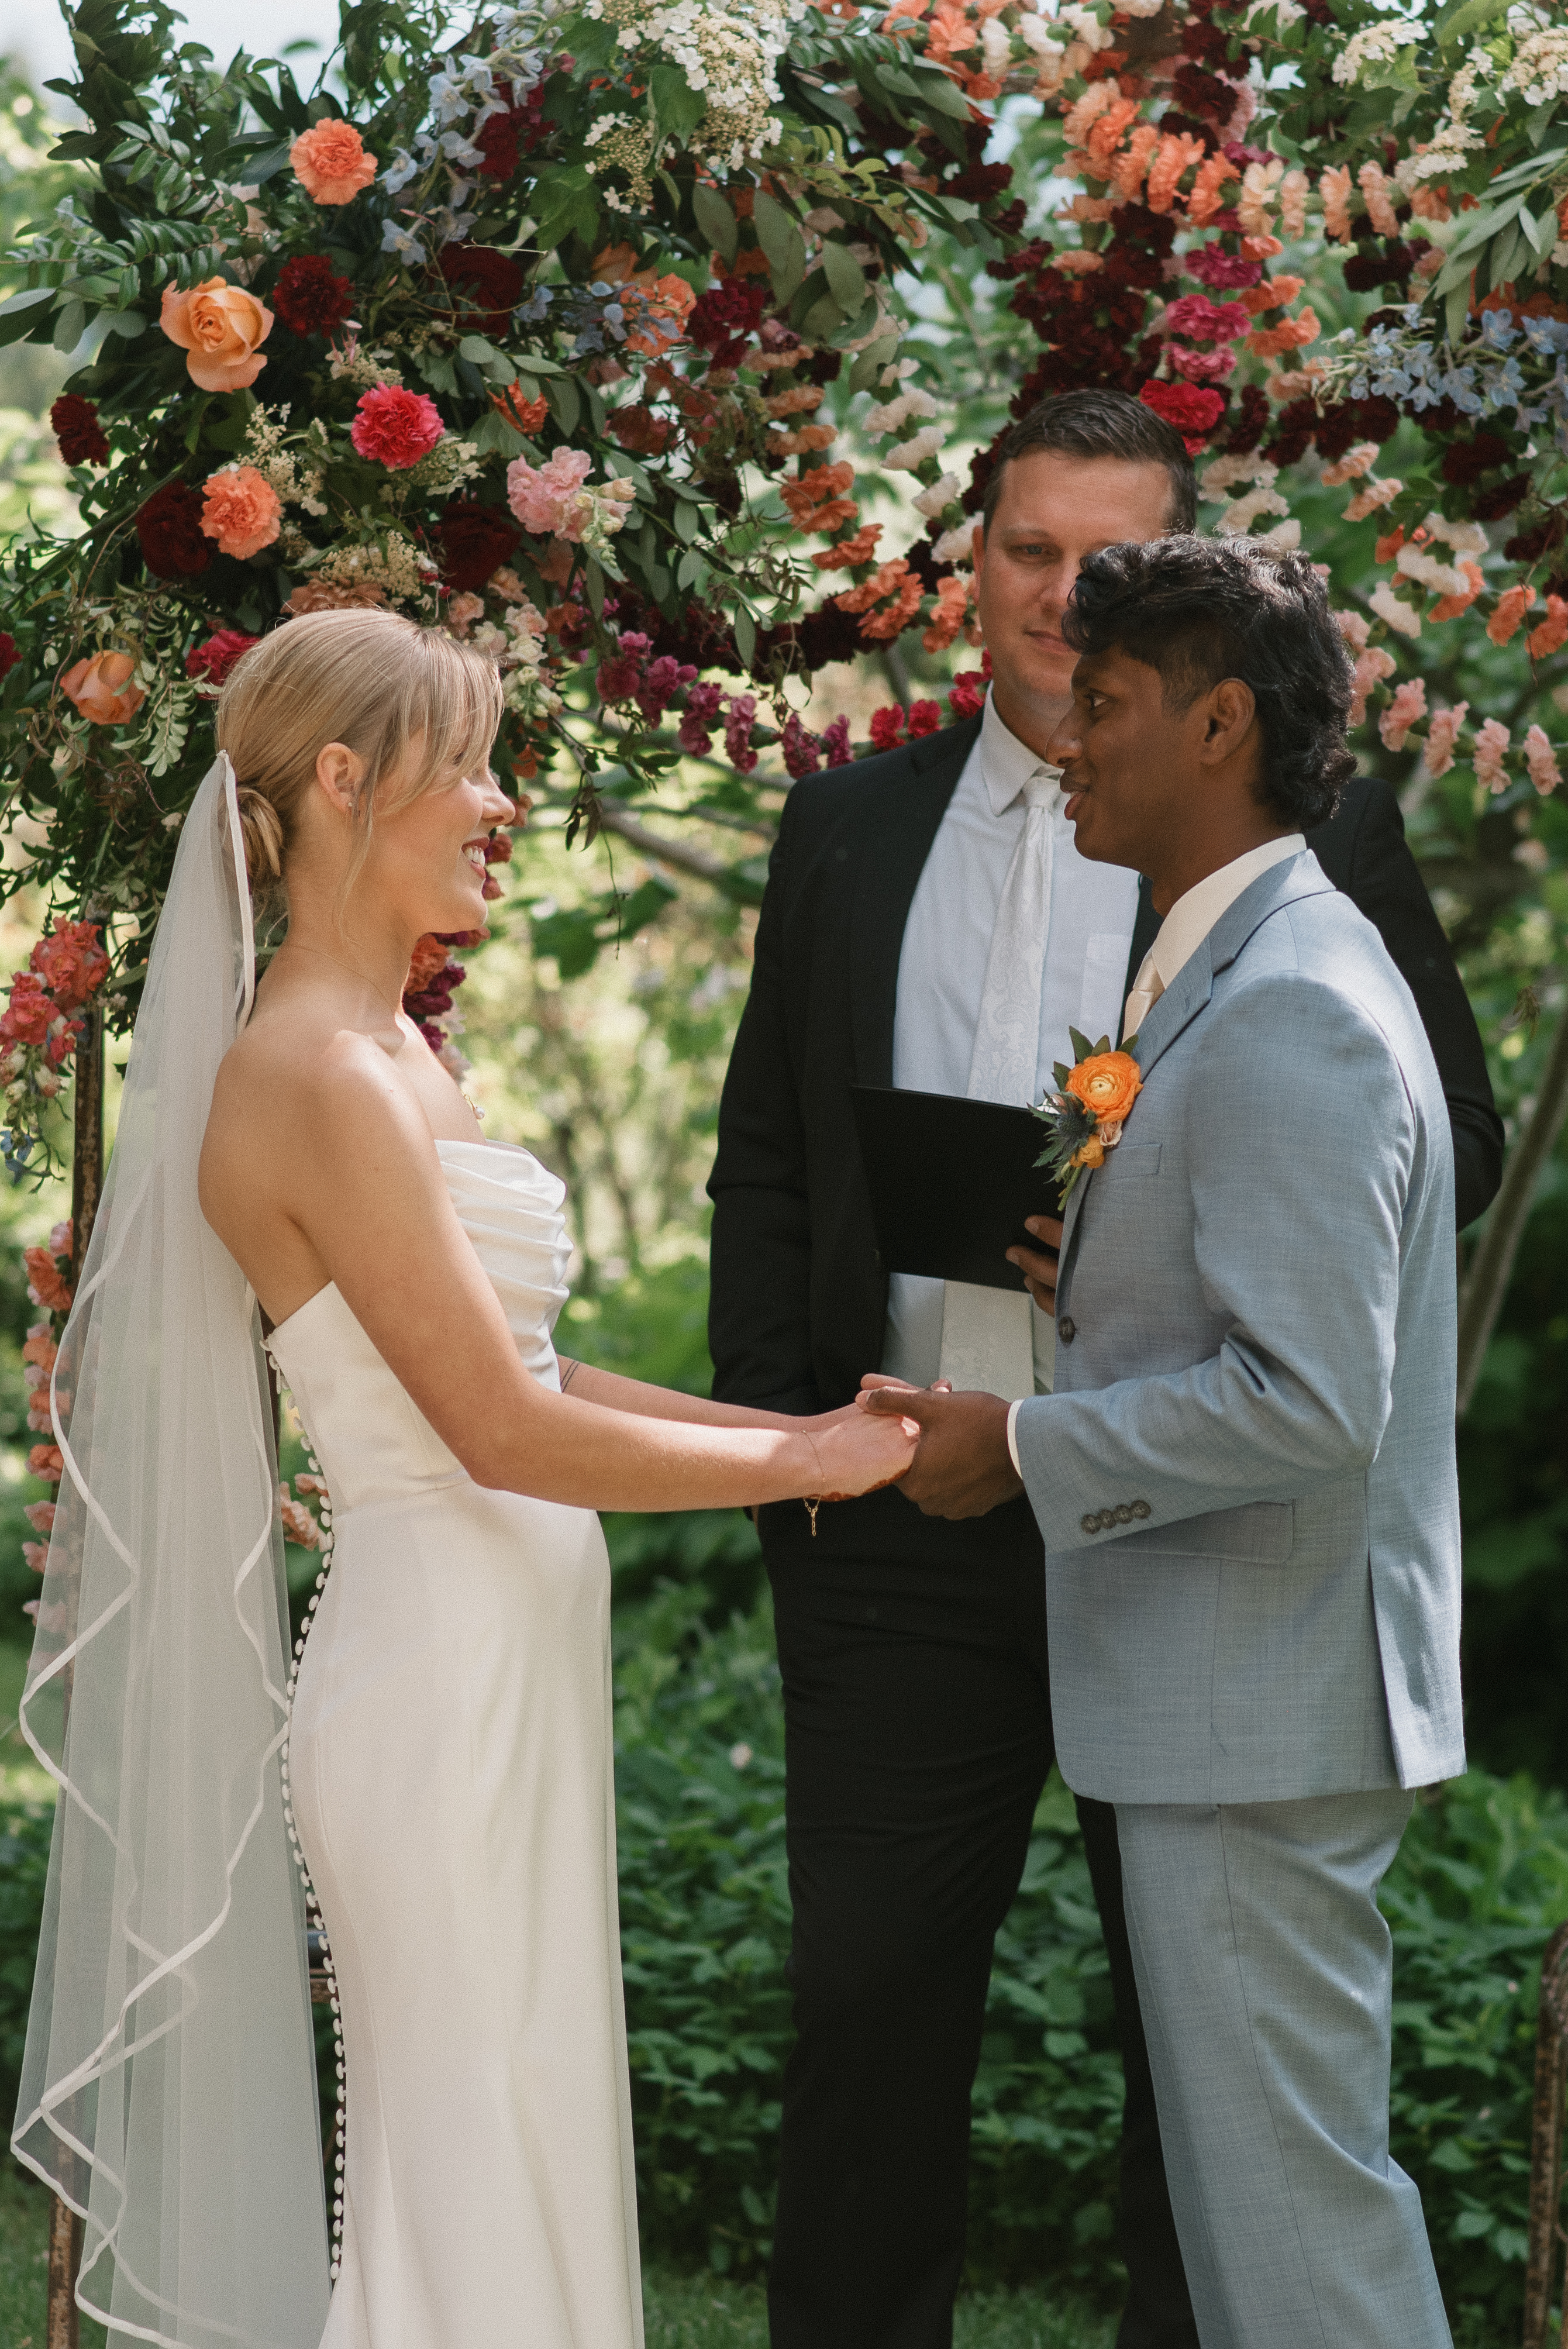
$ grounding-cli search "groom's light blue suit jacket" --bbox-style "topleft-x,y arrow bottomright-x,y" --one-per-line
1013,850 -> 1465,1807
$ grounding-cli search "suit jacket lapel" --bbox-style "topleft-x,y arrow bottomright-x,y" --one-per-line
850,717 -> 980,1086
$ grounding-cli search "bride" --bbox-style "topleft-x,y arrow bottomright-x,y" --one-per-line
12,607 -> 916,2348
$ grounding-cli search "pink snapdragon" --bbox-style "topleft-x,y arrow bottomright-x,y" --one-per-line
507,447 -> 593,536
1524,725 -> 1562,795
1421,702 -> 1468,779
1379,678 -> 1427,753
1472,717 -> 1511,794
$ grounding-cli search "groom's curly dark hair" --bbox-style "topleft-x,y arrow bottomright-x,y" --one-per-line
1060,535 -> 1358,829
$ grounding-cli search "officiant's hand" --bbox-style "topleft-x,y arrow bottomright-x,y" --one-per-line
856,1377 -> 1024,1519
1007,1214 -> 1063,1313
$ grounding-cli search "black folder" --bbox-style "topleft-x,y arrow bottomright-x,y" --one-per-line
850,1084 -> 1064,1295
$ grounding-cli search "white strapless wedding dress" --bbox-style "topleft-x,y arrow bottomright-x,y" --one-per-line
266,1139 -> 643,2349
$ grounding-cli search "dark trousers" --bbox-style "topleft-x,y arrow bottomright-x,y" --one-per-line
766,1545 -> 1198,2349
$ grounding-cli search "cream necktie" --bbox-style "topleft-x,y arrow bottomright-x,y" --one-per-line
1123,945 -> 1164,1042
938,769 -> 1058,1401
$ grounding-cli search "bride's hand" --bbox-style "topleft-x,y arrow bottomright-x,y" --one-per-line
799,1401 -> 920,1500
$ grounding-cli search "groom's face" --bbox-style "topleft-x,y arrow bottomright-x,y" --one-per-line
1047,646 -> 1189,872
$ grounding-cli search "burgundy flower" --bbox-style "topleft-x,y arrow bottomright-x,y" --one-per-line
1186,246 -> 1263,291
597,632 -> 652,703
819,715 -> 852,768
435,501 -> 522,593
271,254 -> 355,337
186,629 -> 260,687
437,243 -> 525,336
1442,432 -> 1512,487
50,394 -> 109,467
688,276 -> 767,371
0,633 -> 18,681
781,712 -> 821,778
677,681 -> 726,756
476,88 -> 523,182
137,481 -> 212,578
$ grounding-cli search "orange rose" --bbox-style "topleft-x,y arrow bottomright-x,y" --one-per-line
160,275 -> 273,392
1066,1050 -> 1143,1127
60,650 -> 144,726
201,464 -> 282,559
290,118 -> 378,205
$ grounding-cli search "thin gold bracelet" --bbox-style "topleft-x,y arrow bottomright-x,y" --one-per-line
804,1431 -> 825,1538
559,1356 -> 581,1393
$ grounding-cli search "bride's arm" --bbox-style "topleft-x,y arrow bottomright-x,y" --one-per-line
554,1358 -> 806,1431
203,1041 -> 914,1513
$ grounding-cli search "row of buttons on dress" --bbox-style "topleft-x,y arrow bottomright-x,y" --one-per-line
1081,1500 -> 1152,1535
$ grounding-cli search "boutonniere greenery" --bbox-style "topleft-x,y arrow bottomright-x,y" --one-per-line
1032,1029 -> 1145,1204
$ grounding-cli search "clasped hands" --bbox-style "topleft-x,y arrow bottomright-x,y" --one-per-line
851,1210 -> 1061,1520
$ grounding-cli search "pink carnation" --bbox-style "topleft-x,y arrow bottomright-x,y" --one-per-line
350,384 -> 444,469
782,712 -> 822,779
1184,245 -> 1263,290
1169,346 -> 1236,384
677,681 -> 726,757
1348,645 -> 1395,730
725,693 -> 759,776
1524,725 -> 1561,796
1422,702 -> 1468,780
819,715 -> 852,767
1162,294 -> 1250,344
1472,717 -> 1511,794
1378,678 -> 1427,754
507,447 -> 592,536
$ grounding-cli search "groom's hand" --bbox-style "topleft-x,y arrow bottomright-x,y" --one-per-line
1007,1214 -> 1063,1314
857,1377 -> 1024,1519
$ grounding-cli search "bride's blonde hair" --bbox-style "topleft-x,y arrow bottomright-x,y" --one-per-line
216,608 -> 504,907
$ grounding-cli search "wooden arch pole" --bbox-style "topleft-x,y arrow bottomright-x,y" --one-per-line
45,1003 -> 105,2348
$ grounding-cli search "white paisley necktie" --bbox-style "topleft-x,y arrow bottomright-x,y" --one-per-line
938,767 -> 1059,1400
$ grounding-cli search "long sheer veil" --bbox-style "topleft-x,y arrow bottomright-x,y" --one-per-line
11,754 -> 331,2345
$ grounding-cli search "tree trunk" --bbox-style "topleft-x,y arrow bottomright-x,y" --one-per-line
1456,997 -> 1568,1416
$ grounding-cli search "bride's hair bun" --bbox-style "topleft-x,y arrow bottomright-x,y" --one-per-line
234,787 -> 285,890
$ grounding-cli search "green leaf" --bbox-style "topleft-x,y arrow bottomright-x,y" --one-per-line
733,605 -> 757,667
691,179 -> 737,264
416,350 -> 459,395
549,374 -> 582,438
676,547 -> 707,590
51,299 -> 87,353
0,286 -> 56,320
801,290 -> 844,342
1435,0 -> 1505,44
751,188 -> 796,273
673,500 -> 701,546
585,556 -> 606,618
1519,204 -> 1546,256
821,239 -> 867,315
650,62 -> 705,140
909,67 -> 972,120
458,333 -> 501,364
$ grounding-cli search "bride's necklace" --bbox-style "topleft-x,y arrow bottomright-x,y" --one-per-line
278,941 -> 404,1022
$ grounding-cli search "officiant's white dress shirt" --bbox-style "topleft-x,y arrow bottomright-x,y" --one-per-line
1004,826 -> 1305,1467
882,692 -> 1141,1391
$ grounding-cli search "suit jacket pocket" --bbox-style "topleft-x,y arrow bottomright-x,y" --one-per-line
1118,1499 -> 1295,1565
1109,1142 -> 1162,1177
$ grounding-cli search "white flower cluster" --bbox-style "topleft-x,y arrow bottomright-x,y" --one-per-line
1398,47 -> 1488,180
242,405 -> 328,517
1200,451 -> 1298,549
1502,22 -> 1568,105
1331,18 -> 1421,89
1013,0 -> 1123,95
584,0 -> 802,182
313,533 -> 432,608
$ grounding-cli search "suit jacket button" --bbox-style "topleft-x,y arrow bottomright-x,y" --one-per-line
1058,1315 -> 1076,1344
1114,1504 -> 1133,1524
1080,1513 -> 1097,1536
1132,1500 -> 1151,1520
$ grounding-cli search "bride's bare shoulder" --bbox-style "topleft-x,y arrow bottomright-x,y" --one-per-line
205,989 -> 428,1184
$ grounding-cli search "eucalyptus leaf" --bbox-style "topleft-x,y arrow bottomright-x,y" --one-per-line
549,373 -> 582,437
673,500 -> 701,546
802,291 -> 844,342
0,287 -> 56,318
1519,205 -> 1545,257
52,299 -> 87,353
752,188 -> 798,274
822,240 -> 867,314
733,605 -> 757,667
691,178 -> 738,264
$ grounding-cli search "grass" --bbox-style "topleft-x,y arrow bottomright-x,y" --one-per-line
0,2157 -> 1113,2348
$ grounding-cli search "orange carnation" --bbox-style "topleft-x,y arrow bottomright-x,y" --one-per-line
201,465 -> 282,560
159,275 -> 273,393
60,649 -> 144,726
27,1444 -> 64,1485
1066,1050 -> 1143,1127
493,386 -> 550,436
290,118 -> 377,205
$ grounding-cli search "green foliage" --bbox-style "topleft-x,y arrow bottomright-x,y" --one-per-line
0,1800 -> 51,2131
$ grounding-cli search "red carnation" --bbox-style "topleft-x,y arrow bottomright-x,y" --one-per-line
948,672 -> 986,721
350,384 -> 445,470
50,394 -> 109,467
0,634 -> 18,681
908,699 -> 942,739
869,706 -> 906,753
1139,379 -> 1225,453
136,481 -> 212,579
271,254 -> 355,338
186,629 -> 261,688
435,501 -> 523,593
688,276 -> 767,371
476,82 -> 523,181
437,243 -> 525,336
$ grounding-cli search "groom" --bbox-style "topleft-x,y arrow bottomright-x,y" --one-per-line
864,532 -> 1461,2345
708,389 -> 1494,2349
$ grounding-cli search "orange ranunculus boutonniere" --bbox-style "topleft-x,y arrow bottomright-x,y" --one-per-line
1032,1028 -> 1144,1204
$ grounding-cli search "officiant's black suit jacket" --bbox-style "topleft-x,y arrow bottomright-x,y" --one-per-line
708,714 -> 1503,1568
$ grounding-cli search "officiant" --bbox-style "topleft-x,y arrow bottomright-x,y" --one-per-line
706,386 -> 1501,2349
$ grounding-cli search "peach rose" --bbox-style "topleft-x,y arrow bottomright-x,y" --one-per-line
201,465 -> 283,559
290,118 -> 378,205
60,650 -> 144,726
160,276 -> 273,393
1066,1050 -> 1143,1127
